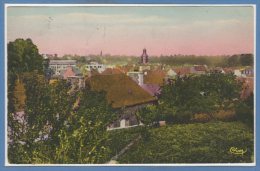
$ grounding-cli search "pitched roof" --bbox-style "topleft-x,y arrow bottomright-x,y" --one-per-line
49,60 -> 76,65
101,68 -> 123,75
140,84 -> 161,96
172,67 -> 191,76
87,74 -> 156,108
193,65 -> 207,72
144,70 -> 166,86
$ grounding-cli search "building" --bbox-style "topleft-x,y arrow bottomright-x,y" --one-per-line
127,71 -> 144,86
140,48 -> 148,64
49,60 -> 77,76
86,74 -> 157,129
190,65 -> 208,75
85,61 -> 106,73
60,66 -> 85,88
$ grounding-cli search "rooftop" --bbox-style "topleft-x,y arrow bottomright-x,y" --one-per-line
87,74 -> 156,108
49,60 -> 77,65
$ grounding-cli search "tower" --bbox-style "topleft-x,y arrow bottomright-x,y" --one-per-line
141,48 -> 148,64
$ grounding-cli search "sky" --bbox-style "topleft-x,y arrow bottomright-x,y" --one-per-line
7,6 -> 254,56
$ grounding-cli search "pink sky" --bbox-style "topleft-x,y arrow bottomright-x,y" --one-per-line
7,6 -> 254,56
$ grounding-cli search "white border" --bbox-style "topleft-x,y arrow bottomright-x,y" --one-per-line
4,3 -> 257,167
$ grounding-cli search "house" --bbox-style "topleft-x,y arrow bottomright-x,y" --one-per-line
166,69 -> 178,79
49,60 -> 77,76
190,65 -> 207,74
140,84 -> 161,97
60,66 -> 82,79
144,69 -> 166,86
127,71 -> 144,86
86,74 -> 157,129
85,61 -> 106,73
241,67 -> 254,77
210,67 -> 225,73
101,68 -> 123,75
60,66 -> 85,88
127,71 -> 161,97
172,67 -> 191,77
234,69 -> 242,77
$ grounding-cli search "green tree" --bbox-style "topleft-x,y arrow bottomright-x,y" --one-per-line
137,105 -> 160,126
8,38 -> 44,74
159,73 -> 242,123
240,54 -> 253,66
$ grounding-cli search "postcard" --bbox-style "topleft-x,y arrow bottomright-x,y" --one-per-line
4,3 -> 257,168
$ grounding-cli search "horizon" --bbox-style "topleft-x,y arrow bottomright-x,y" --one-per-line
7,6 -> 254,56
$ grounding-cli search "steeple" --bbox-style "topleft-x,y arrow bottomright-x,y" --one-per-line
141,48 -> 148,64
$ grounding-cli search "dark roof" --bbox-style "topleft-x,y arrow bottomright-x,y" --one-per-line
140,84 -> 161,96
87,74 -> 156,108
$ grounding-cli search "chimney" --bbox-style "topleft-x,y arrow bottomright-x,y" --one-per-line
138,72 -> 144,86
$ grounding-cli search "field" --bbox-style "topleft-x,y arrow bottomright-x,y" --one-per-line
111,121 -> 254,163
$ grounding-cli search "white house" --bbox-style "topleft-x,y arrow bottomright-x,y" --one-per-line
167,69 -> 178,78
85,61 -> 106,73
49,60 -> 77,75
127,71 -> 144,86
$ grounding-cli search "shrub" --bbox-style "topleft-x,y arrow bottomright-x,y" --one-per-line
171,111 -> 192,124
235,102 -> 253,129
192,113 -> 211,123
214,110 -> 236,122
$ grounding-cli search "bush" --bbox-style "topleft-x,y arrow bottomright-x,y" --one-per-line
214,110 -> 236,122
192,113 -> 211,123
235,102 -> 253,129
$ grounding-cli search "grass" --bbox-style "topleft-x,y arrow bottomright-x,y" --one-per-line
117,121 -> 254,163
105,126 -> 143,161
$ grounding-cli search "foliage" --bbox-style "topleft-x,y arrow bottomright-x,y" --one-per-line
118,122 -> 254,163
213,110 -> 236,122
235,93 -> 254,129
136,105 -> 160,126
192,113 -> 212,123
105,126 -> 142,160
8,72 -> 116,164
159,72 -> 242,123
8,38 -> 44,74
227,54 -> 253,67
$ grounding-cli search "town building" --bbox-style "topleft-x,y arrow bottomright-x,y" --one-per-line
60,66 -> 85,88
127,71 -> 144,86
85,61 -> 106,73
49,60 -> 77,75
86,74 -> 157,130
190,65 -> 208,74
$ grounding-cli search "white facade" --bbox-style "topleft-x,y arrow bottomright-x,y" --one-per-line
85,62 -> 106,73
49,60 -> 77,75
234,69 -> 242,77
127,71 -> 144,86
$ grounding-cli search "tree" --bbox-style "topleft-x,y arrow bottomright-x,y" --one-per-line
159,73 -> 242,123
227,55 -> 240,67
8,38 -> 44,74
8,72 -> 116,164
137,105 -> 160,126
240,54 -> 253,66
